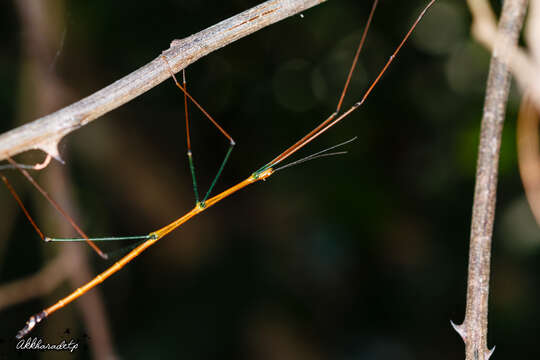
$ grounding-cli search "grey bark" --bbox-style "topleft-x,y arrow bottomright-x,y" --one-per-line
452,1 -> 529,359
0,0 -> 325,162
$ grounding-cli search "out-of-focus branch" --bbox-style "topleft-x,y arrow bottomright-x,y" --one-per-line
525,0 -> 540,61
0,250 -> 70,310
5,0 -> 117,358
519,1 -> 540,227
466,0 -> 540,110
466,0 -> 498,50
43,165 -> 117,360
517,94 -> 540,225
453,1 -> 528,359
0,0 -> 325,163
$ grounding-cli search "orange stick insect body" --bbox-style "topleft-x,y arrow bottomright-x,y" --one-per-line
12,0 -> 436,339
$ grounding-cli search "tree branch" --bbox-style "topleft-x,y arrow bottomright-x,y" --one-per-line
517,94 -> 540,226
467,0 -> 540,110
0,249 -> 70,310
4,1 -> 118,356
518,0 -> 540,227
453,0 -> 528,359
0,0 -> 325,162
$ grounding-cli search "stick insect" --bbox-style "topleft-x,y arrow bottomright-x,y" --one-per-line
2,0 -> 436,339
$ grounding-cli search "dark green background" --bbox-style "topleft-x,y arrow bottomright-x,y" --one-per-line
1,0 -> 537,359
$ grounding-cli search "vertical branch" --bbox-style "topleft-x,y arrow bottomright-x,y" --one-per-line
41,166 -> 117,359
12,0 -> 117,358
518,1 -> 540,225
517,94 -> 540,225
453,0 -> 528,359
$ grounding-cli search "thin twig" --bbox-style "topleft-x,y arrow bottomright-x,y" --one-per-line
452,1 -> 528,359
0,0 -> 325,163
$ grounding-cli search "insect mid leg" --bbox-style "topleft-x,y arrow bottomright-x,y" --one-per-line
161,56 -> 236,208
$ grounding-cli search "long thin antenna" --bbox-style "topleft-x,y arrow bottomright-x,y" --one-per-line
274,151 -> 348,172
274,137 -> 357,172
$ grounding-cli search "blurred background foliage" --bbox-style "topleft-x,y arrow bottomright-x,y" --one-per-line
0,0 -> 538,359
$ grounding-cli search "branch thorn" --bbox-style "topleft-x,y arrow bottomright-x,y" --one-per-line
486,345 -> 496,359
38,140 -> 64,164
450,320 -> 467,342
